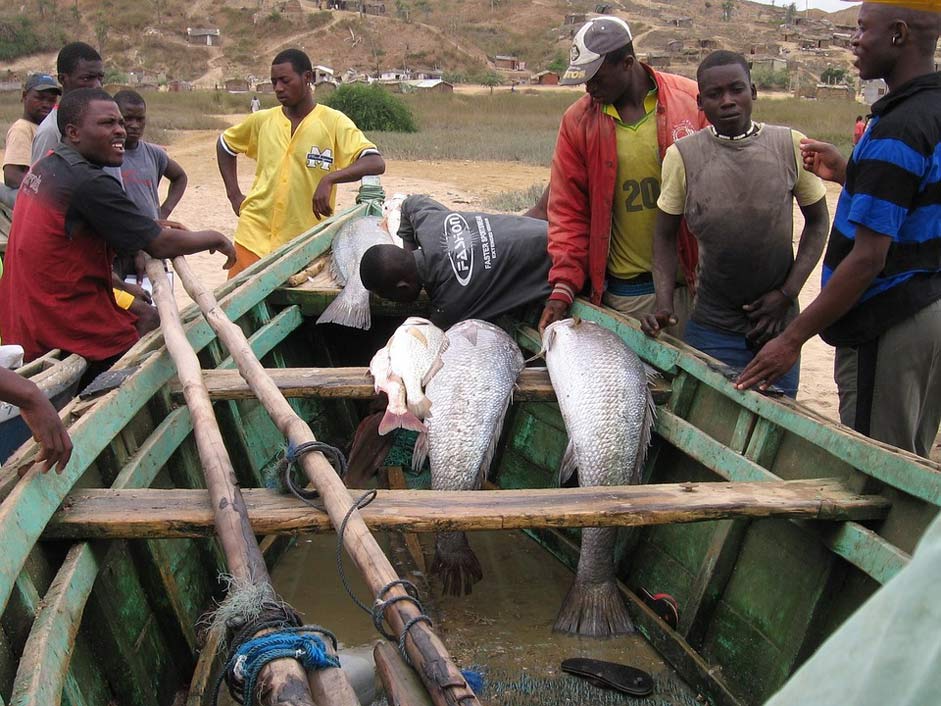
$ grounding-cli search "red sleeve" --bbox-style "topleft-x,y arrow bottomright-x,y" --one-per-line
546,110 -> 590,304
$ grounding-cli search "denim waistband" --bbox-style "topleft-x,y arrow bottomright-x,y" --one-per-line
606,272 -> 655,297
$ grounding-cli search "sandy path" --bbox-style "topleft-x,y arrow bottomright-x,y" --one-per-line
164,127 -> 841,420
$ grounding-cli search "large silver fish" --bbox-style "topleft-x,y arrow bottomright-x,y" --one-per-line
370,317 -> 449,434
317,216 -> 391,329
543,318 -> 655,636
412,320 -> 524,595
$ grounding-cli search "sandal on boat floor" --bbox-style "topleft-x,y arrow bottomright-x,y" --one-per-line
560,658 -> 654,696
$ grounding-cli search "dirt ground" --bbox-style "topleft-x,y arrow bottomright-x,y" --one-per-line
167,122 -> 842,421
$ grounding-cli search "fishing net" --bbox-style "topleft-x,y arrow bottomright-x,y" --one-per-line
368,668 -> 705,706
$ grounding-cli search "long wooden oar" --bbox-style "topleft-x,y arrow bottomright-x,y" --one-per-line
146,258 -> 359,706
173,254 -> 480,706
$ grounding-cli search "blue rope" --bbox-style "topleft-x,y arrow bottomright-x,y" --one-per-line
219,629 -> 340,706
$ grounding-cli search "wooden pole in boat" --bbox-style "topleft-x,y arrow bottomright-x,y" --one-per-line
173,255 -> 480,706
145,258 -> 359,706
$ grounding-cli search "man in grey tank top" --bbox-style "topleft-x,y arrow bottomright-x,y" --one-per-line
642,51 -> 829,397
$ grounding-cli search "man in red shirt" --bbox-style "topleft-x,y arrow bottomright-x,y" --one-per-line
853,115 -> 867,145
0,88 -> 235,384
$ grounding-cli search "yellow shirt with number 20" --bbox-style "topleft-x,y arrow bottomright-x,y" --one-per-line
221,104 -> 378,257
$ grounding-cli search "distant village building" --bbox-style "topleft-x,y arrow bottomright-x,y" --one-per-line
314,80 -> 338,97
670,17 -> 692,28
531,70 -> 560,85
493,55 -> 525,71
313,65 -> 337,84
167,79 -> 193,92
667,39 -> 685,53
379,68 -> 410,82
398,79 -> 453,94
224,78 -> 251,93
645,52 -> 671,68
254,81 -> 274,93
832,32 -> 853,48
412,68 -> 443,80
698,38 -> 719,50
815,83 -> 854,101
0,79 -> 21,92
861,79 -> 887,105
564,13 -> 587,25
186,27 -> 221,46
750,56 -> 788,73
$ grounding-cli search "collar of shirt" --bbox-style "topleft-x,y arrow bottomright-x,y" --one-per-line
710,121 -> 761,141
603,87 -> 659,127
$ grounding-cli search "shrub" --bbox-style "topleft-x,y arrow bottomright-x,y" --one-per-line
0,17 -> 63,60
752,68 -> 789,90
324,84 -> 417,133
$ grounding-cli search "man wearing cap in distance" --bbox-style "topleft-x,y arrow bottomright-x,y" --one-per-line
737,1 -> 941,458
538,15 -> 708,333
1,74 -> 61,207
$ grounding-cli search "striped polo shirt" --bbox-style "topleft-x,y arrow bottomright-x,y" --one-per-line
821,73 -> 941,347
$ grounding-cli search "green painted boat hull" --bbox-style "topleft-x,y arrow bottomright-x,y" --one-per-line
0,187 -> 937,706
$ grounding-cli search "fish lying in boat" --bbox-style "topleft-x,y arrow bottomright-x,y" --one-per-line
543,318 -> 655,636
412,320 -> 524,595
370,317 -> 448,434
317,216 -> 391,329
380,193 -> 407,248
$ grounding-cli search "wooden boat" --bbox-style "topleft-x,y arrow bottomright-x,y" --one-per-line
1,184 -> 938,706
0,349 -> 86,464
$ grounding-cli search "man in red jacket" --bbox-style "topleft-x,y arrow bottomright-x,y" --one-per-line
539,15 -> 708,332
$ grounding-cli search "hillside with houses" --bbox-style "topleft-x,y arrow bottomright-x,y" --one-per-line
2,0 -> 937,98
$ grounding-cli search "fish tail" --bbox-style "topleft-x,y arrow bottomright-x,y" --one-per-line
406,394 -> 432,420
316,287 -> 372,330
553,527 -> 634,636
432,531 -> 483,596
378,408 -> 426,435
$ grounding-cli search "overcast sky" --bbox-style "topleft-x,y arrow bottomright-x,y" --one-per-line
753,0 -> 860,12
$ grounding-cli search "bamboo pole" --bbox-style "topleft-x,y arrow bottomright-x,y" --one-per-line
173,255 -> 479,706
146,258 -> 359,706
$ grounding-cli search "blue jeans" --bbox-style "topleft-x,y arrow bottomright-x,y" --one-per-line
684,319 -> 800,398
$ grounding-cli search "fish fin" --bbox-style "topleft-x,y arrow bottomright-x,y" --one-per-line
456,323 -> 479,346
558,440 -> 578,486
433,531 -> 483,596
553,573 -> 634,635
407,326 -> 428,347
327,252 -> 347,286
411,430 -> 429,472
316,287 -> 372,329
643,363 -> 662,382
378,408 -> 426,436
420,354 -> 445,387
345,412 -> 395,488
571,316 -> 582,327
406,394 -> 432,420
631,387 -> 657,484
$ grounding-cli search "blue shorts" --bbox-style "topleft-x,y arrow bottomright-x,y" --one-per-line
684,319 -> 800,398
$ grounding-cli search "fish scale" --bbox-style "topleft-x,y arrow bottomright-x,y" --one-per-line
413,320 -> 525,596
543,318 -> 655,637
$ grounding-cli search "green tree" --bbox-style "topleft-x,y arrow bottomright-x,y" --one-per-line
479,70 -> 501,95
785,2 -> 797,25
721,0 -> 734,21
94,13 -> 107,52
821,66 -> 849,84
547,52 -> 567,74
324,84 -> 417,132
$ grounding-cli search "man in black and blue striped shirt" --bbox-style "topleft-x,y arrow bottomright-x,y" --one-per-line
738,1 -> 941,458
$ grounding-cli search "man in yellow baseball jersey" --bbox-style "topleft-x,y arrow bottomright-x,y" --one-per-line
217,48 -> 385,278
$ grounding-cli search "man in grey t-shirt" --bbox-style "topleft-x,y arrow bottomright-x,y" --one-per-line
114,90 -> 187,219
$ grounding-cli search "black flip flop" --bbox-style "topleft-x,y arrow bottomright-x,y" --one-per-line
561,658 -> 654,697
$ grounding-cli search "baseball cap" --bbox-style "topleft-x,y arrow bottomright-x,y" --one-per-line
843,0 -> 940,8
560,16 -> 633,86
24,73 -> 62,94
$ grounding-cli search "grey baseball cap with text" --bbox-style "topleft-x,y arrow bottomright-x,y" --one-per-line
560,16 -> 633,86
24,73 -> 62,94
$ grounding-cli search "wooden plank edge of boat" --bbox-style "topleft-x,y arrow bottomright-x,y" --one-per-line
0,183 -> 937,706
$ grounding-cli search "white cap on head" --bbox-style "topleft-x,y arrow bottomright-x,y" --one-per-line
560,16 -> 633,86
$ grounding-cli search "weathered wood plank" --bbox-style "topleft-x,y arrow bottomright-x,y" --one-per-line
9,544 -> 102,706
171,366 -> 555,401
268,286 -> 431,319
46,479 -> 888,539
169,366 -> 672,404
656,410 -> 911,583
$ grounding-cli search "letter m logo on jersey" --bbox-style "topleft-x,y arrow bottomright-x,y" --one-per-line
306,146 -> 334,171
